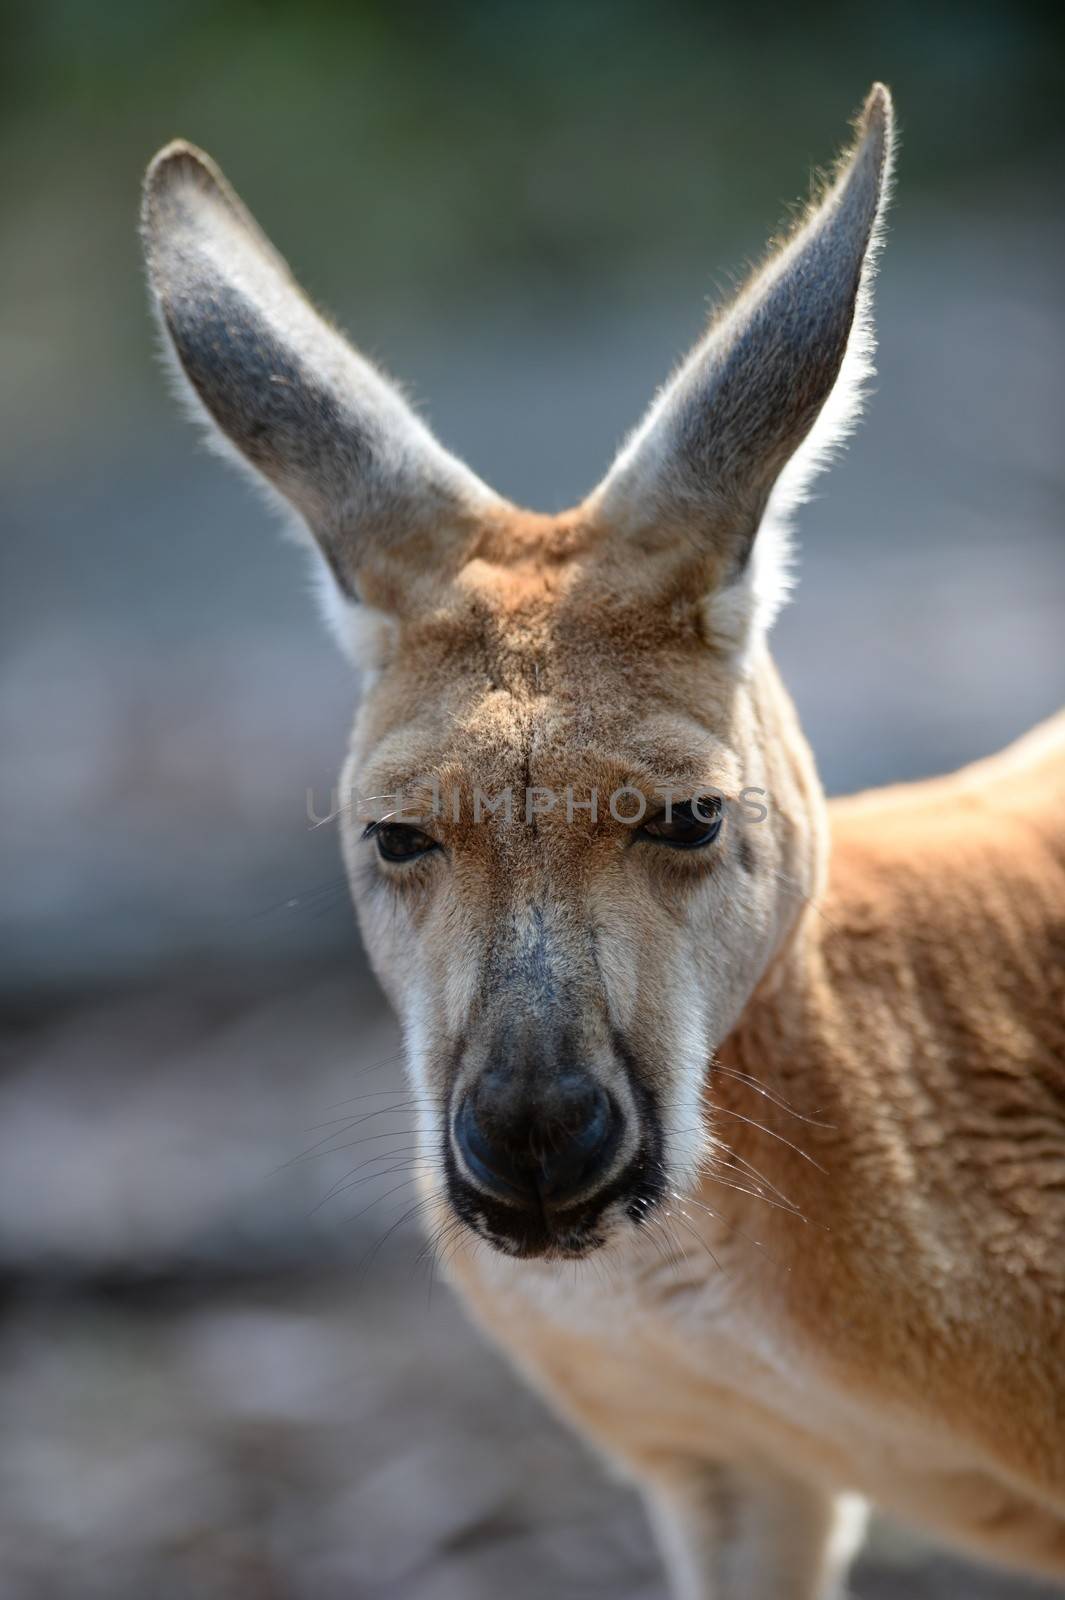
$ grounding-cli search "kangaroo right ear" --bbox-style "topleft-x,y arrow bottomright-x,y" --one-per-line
141,142 -> 500,617
589,85 -> 894,651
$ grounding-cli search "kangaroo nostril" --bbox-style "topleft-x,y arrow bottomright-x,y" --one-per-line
454,1079 -> 619,1211
538,1082 -> 613,1199
453,1094 -> 539,1205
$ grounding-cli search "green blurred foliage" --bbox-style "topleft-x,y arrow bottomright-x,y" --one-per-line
1,0 -> 1062,473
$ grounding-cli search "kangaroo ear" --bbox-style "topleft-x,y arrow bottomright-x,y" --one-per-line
141,142 -> 500,618
590,84 -> 895,648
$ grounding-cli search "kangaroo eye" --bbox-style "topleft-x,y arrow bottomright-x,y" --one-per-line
640,796 -> 723,850
368,822 -> 439,863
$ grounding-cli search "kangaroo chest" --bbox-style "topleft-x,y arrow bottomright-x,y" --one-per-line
452,1245 -> 1065,1574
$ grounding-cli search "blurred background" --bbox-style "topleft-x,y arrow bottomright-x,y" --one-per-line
1,2 -> 1063,1595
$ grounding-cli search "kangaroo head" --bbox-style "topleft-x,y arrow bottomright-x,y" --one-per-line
143,86 -> 893,1260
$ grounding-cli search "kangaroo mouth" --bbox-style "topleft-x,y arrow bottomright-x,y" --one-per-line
442,1135 -> 666,1260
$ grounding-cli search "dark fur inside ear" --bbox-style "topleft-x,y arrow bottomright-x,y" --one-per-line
166,281 -> 362,482
595,84 -> 894,594
141,141 -> 496,599
680,89 -> 889,552
164,275 -> 374,589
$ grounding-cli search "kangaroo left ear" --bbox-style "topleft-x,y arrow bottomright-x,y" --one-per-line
589,84 -> 895,650
141,141 -> 503,634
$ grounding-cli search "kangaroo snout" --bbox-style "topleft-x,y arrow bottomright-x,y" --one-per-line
445,1044 -> 651,1259
454,1068 -> 620,1211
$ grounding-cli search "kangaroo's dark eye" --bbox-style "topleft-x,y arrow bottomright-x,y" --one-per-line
368,822 -> 439,863
640,796 -> 724,850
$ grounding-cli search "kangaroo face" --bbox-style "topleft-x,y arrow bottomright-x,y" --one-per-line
142,88 -> 892,1258
342,532 -> 801,1256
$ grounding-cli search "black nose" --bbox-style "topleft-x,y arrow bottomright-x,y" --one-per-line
454,1071 -> 619,1211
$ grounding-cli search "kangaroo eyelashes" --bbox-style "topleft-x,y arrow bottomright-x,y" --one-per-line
640,797 -> 724,850
367,823 -> 440,862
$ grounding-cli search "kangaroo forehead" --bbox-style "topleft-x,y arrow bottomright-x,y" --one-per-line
354,696 -> 741,819
397,584 -> 712,691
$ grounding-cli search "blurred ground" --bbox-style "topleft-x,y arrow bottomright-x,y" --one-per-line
2,972 -> 1064,1599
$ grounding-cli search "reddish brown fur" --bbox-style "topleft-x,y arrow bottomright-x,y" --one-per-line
354,513 -> 1065,1583
454,712 -> 1065,1567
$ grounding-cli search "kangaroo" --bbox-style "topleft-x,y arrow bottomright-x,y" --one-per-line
142,84 -> 1065,1597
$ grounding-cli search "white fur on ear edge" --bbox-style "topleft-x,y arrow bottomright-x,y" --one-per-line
702,98 -> 896,666
312,560 -> 398,678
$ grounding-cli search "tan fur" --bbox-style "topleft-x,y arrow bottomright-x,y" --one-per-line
348,516 -> 1065,1586
143,83 -> 1064,1596
444,699 -> 1065,1587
